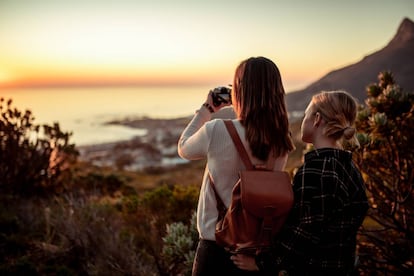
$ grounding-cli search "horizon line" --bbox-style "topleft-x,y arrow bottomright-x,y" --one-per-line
0,80 -> 306,93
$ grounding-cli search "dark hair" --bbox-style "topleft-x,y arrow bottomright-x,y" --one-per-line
232,57 -> 294,160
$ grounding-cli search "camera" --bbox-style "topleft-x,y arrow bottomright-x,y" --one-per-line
211,86 -> 232,107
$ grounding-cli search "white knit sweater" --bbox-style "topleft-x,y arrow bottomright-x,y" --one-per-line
178,106 -> 288,241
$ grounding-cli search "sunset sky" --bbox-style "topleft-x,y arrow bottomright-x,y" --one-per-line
0,0 -> 413,92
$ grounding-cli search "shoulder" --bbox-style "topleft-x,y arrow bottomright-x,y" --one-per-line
202,119 -> 230,140
205,118 -> 241,132
293,149 -> 339,188
204,118 -> 224,131
302,148 -> 352,170
293,160 -> 323,186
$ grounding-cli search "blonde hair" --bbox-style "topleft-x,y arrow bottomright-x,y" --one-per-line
311,90 -> 359,147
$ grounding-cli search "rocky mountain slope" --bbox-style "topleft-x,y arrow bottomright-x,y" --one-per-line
286,17 -> 414,113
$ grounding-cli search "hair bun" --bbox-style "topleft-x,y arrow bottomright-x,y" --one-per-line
343,127 -> 356,140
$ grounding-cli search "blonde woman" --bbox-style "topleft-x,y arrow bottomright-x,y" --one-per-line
233,91 -> 369,275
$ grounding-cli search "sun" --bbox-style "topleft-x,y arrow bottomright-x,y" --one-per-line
0,69 -> 17,87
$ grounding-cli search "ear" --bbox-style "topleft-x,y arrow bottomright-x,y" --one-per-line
313,112 -> 322,127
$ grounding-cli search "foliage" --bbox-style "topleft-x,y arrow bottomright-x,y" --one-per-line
0,96 -> 203,275
354,71 -> 414,275
124,184 -> 198,275
162,212 -> 198,276
140,184 -> 198,223
0,98 -> 78,195
0,195 -> 157,275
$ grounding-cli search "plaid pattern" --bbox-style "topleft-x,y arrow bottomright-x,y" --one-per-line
271,148 -> 369,275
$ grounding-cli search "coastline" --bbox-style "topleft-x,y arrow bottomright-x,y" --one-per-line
77,106 -> 237,171
77,116 -> 192,171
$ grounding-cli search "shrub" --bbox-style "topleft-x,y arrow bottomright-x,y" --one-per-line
162,212 -> 198,276
355,71 -> 414,274
129,184 -> 198,275
0,98 -> 78,196
45,198 -> 156,275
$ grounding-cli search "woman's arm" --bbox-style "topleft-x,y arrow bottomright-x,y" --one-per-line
178,106 -> 212,160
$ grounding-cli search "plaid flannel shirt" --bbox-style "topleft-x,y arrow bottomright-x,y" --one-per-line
259,148 -> 369,276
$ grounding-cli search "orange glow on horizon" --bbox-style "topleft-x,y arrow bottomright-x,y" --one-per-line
0,66 -> 232,89
0,61 -> 321,92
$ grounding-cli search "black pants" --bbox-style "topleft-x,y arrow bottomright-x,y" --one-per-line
192,239 -> 261,276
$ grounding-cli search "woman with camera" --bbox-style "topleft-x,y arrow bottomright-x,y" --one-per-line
178,56 -> 295,275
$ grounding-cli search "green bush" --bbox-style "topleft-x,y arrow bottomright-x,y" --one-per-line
162,212 -> 198,276
126,184 -> 198,275
140,184 -> 198,223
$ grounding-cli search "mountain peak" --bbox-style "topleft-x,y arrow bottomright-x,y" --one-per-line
286,17 -> 414,113
388,17 -> 414,46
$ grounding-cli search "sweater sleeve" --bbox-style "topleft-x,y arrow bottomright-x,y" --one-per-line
178,106 -> 212,160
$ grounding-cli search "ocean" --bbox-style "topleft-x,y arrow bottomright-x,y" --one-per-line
0,85 -> 212,146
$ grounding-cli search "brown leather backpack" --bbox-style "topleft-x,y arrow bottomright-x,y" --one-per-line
210,120 -> 294,255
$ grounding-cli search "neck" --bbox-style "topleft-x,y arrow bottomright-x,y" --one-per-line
312,135 -> 339,149
311,121 -> 340,149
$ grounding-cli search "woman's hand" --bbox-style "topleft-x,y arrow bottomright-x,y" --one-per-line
204,90 -> 232,113
230,254 -> 259,271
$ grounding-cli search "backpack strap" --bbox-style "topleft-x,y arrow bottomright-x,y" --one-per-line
223,120 -> 254,170
223,120 -> 276,170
